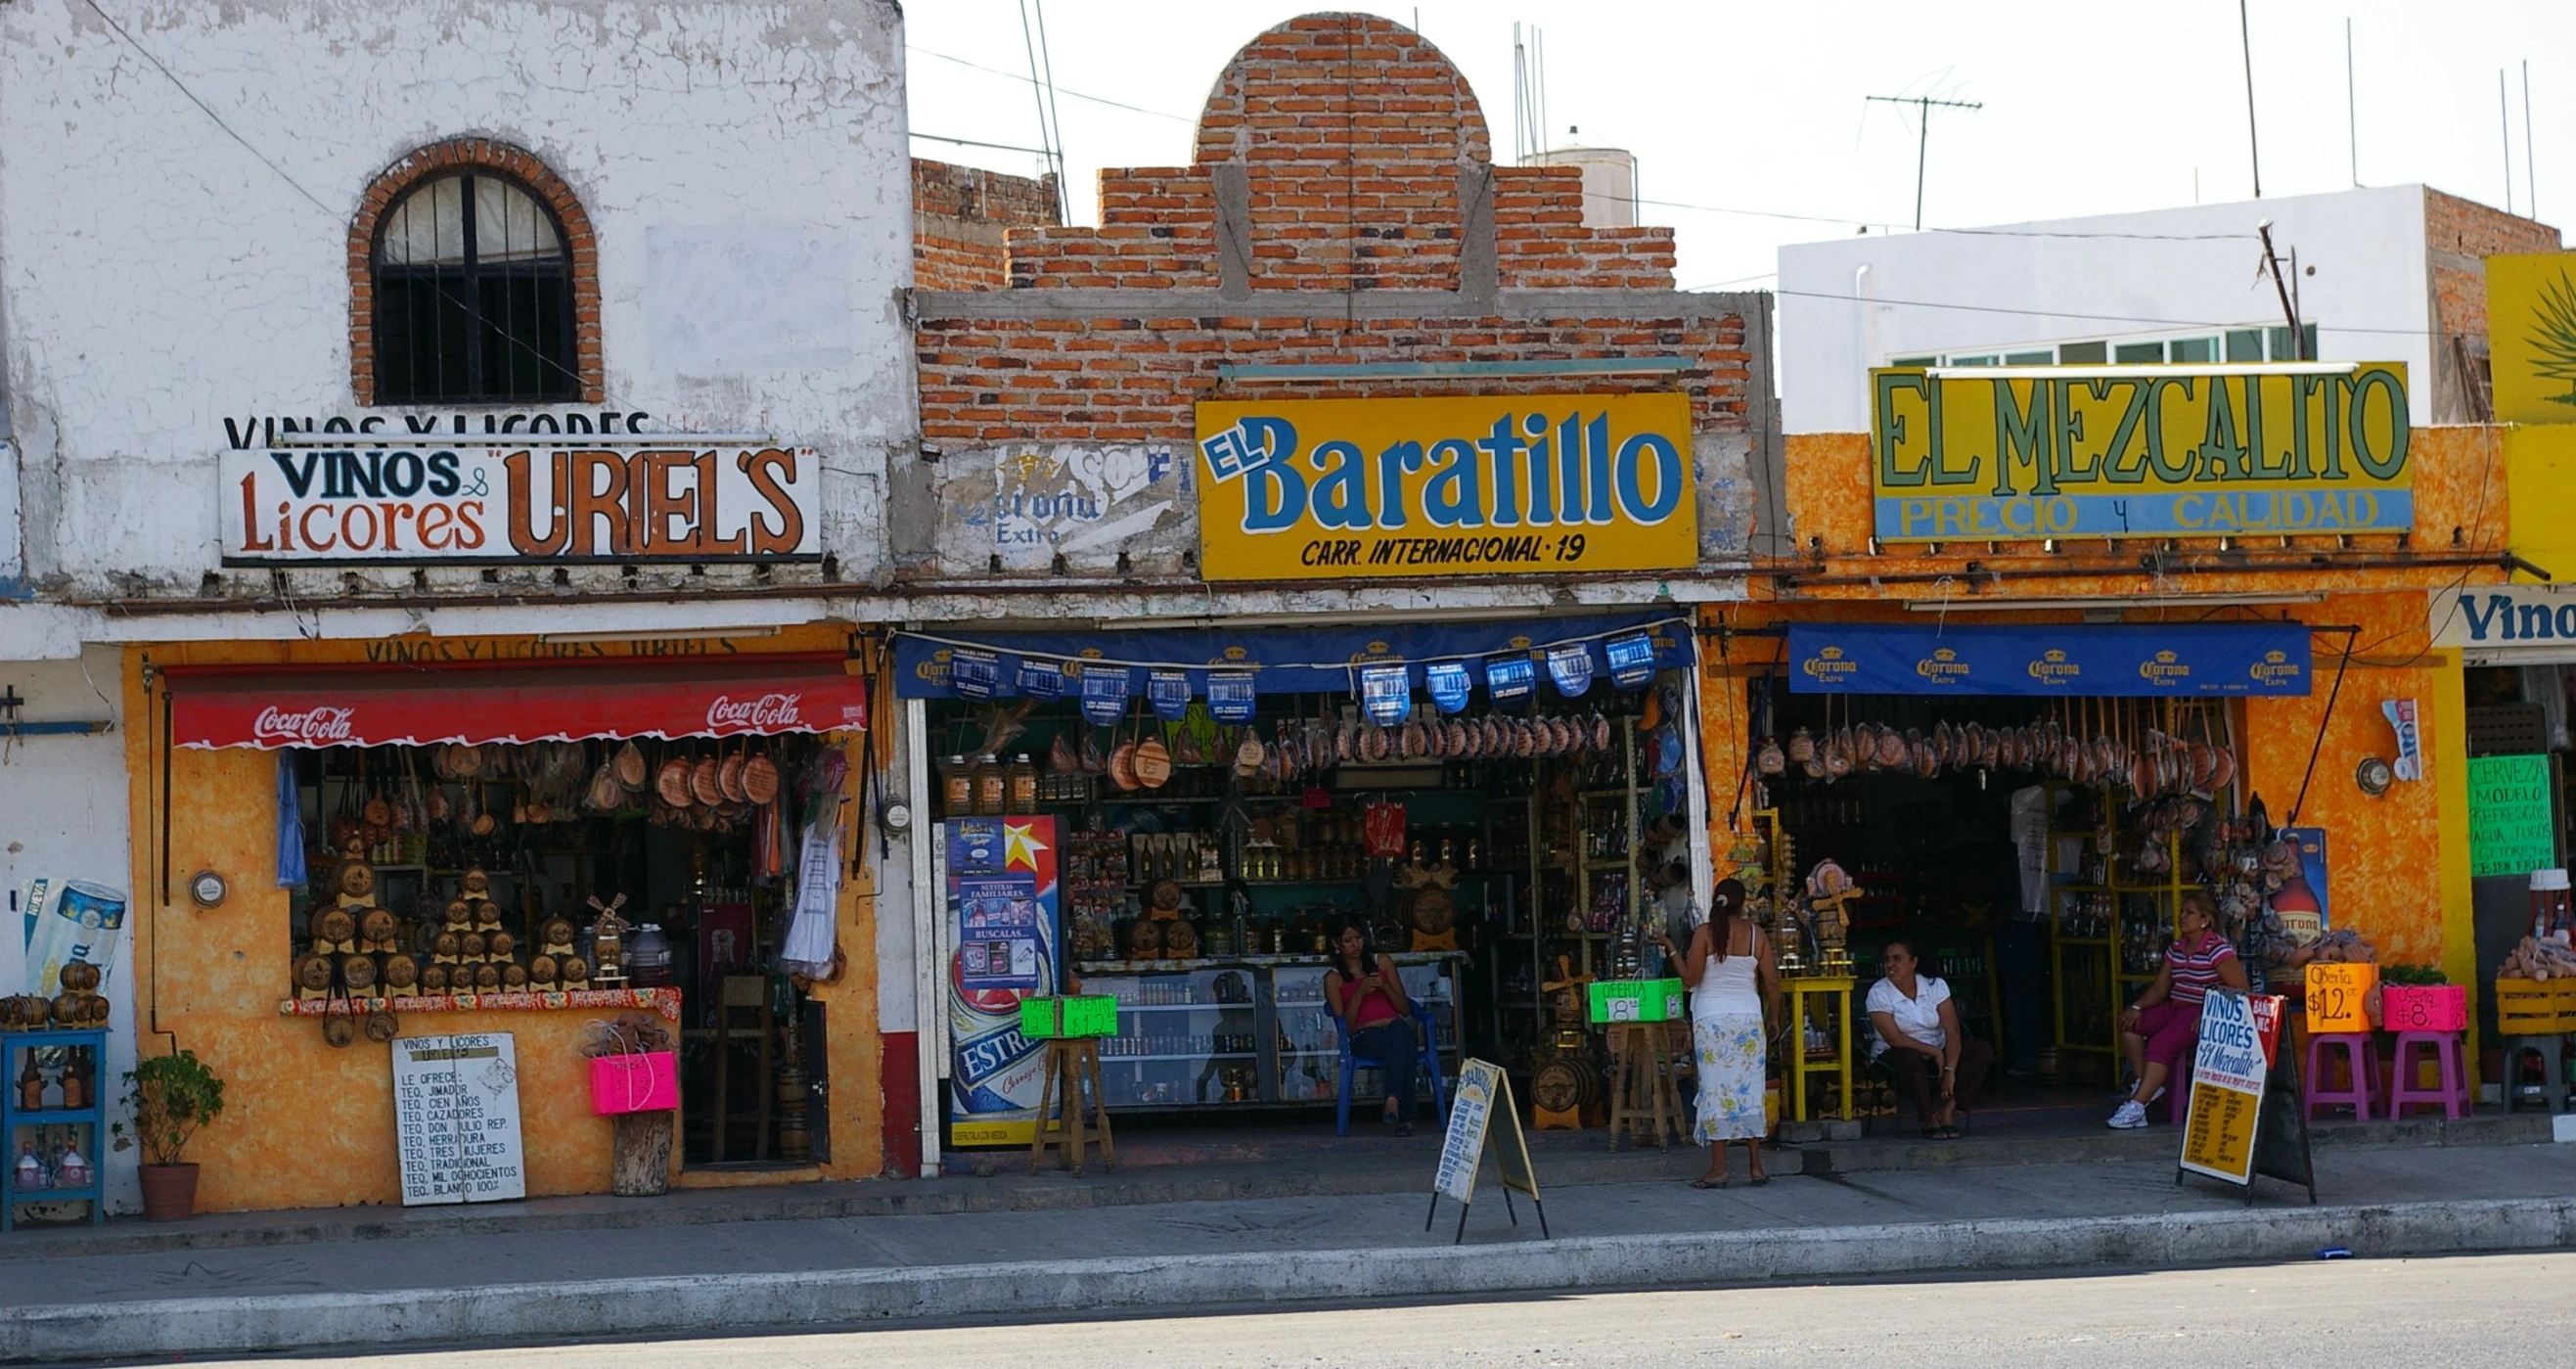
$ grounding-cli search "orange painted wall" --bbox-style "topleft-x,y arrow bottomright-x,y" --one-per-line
120,630 -> 887,1213
1698,595 -> 2452,962
1709,423 -> 2514,983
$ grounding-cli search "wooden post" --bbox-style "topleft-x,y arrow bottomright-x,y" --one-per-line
611,1111 -> 674,1197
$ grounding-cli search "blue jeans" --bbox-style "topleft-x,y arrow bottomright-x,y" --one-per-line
1351,1018 -> 1420,1121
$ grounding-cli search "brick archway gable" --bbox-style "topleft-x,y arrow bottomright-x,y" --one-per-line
1190,12 -> 1493,168
347,138 -> 605,405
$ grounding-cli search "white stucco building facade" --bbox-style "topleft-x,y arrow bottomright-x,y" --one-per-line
1779,185 -> 2560,434
0,0 -> 917,1210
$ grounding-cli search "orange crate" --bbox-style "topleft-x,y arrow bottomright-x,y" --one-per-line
2494,978 -> 2576,1035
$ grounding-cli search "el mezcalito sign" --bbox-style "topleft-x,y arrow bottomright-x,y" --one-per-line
1870,364 -> 2411,542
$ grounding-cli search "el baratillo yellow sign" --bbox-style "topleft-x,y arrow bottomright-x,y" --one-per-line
2487,252 -> 2576,426
1194,393 -> 1696,581
1871,365 -> 2411,542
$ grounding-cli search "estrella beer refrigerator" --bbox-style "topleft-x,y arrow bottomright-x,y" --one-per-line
939,815 -> 1062,1148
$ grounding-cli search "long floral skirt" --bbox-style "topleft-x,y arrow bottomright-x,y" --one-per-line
1692,1013 -> 1768,1142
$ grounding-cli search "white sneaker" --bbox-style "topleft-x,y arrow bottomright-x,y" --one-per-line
2106,1100 -> 2149,1129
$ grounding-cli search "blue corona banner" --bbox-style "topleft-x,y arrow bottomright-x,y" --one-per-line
1786,622 -> 2312,697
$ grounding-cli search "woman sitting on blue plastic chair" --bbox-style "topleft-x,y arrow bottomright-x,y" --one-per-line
1327,919 -> 1419,1135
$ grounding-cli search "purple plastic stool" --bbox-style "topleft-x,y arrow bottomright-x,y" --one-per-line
2385,1030 -> 2471,1119
2303,1031 -> 2378,1121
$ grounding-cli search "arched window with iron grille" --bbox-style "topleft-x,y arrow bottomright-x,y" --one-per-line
370,168 -> 578,404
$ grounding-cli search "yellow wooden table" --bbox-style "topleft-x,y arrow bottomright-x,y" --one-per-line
1783,976 -> 1857,1121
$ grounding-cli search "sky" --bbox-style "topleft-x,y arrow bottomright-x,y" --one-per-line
904,0 -> 2576,291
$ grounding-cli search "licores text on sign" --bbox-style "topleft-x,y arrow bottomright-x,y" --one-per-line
1194,393 -> 1696,581
1870,365 -> 2411,542
218,444 -> 820,565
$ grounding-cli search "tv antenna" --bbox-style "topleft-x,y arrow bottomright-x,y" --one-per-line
1864,93 -> 1983,230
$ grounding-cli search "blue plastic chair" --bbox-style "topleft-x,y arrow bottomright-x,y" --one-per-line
1334,1003 -> 1447,1136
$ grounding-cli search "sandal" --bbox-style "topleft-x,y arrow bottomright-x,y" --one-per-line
1747,1173 -> 1770,1187
1688,1175 -> 1729,1190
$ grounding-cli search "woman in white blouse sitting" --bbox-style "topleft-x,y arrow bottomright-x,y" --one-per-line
1866,939 -> 1992,1140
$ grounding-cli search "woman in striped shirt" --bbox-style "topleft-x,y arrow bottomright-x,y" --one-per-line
2108,891 -> 2248,1129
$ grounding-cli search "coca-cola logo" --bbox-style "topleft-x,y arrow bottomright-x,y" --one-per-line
706,693 -> 804,732
254,705 -> 356,744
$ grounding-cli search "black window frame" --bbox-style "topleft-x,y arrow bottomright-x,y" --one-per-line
371,169 -> 579,406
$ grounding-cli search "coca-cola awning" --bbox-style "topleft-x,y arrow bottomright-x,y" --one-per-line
167,661 -> 869,750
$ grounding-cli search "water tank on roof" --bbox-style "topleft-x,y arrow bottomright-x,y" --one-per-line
1520,128 -> 1637,229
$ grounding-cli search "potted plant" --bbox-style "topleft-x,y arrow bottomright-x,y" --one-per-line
116,1049 -> 226,1221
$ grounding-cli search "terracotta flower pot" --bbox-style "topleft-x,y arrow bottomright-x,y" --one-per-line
138,1163 -> 200,1221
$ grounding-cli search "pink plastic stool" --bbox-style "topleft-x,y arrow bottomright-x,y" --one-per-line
2303,1031 -> 2378,1120
2385,1030 -> 2472,1119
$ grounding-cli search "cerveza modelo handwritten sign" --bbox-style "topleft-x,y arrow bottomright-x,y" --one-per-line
1870,365 -> 2410,542
217,443 -> 819,566
1195,394 -> 1696,580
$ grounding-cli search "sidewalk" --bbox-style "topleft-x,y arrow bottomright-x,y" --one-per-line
8,1133 -> 2575,1362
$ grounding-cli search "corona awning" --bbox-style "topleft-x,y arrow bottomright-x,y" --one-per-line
1785,622 -> 2312,698
167,661 -> 869,749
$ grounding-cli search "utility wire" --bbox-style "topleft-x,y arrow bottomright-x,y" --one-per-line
80,0 -> 335,217
1773,286 -> 2459,339
908,43 -> 1195,123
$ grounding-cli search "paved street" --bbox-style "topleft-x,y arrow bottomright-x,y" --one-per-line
158,1251 -> 2576,1368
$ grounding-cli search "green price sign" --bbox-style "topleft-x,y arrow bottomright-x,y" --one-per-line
2468,753 -> 2555,878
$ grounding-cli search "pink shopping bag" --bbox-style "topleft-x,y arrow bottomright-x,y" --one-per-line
589,1049 -> 678,1115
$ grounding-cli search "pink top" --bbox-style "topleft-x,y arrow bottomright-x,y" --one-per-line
2166,933 -> 2237,1005
1334,963 -> 1401,1029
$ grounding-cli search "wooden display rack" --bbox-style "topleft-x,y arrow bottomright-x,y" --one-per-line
2048,792 -> 2199,1072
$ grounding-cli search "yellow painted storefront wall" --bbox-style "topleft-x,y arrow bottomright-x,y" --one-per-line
121,628 -> 884,1213
2505,423 -> 2576,582
1706,427 -> 2512,1041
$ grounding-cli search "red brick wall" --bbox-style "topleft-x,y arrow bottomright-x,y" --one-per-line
919,14 -> 1731,453
988,14 -> 1673,294
918,313 -> 1751,446
2426,187 -> 2561,350
913,160 -> 1060,292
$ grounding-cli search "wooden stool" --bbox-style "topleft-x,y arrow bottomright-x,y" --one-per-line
1606,1023 -> 1684,1150
1029,1036 -> 1114,1175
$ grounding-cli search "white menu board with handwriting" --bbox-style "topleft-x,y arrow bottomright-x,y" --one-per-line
392,1032 -> 526,1206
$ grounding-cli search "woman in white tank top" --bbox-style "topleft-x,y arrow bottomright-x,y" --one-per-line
1655,878 -> 1780,1187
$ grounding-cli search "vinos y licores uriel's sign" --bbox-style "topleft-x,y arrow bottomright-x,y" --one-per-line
215,413 -> 819,565
1870,364 -> 2411,542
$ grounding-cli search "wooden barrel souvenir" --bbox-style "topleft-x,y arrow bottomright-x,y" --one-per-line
1406,888 -> 1457,938
1531,1057 -> 1587,1115
1163,919 -> 1200,959
321,1015 -> 358,1048
363,1009 -> 400,1043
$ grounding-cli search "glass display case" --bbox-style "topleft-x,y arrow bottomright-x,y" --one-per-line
1271,959 -> 1457,1105
1078,954 -> 1459,1112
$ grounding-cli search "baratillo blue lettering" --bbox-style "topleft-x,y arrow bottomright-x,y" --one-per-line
1234,410 -> 1685,534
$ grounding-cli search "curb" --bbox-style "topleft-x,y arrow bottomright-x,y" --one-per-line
12,1195 -> 2575,1362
